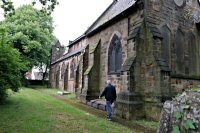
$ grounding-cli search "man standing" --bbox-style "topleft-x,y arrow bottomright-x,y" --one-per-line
99,80 -> 116,121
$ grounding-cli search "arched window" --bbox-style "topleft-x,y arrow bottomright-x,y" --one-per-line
108,34 -> 122,74
161,25 -> 171,63
188,33 -> 196,75
175,29 -> 184,73
61,63 -> 65,79
57,66 -> 60,80
70,60 -> 75,79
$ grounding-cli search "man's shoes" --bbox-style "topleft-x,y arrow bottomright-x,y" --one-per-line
107,118 -> 112,121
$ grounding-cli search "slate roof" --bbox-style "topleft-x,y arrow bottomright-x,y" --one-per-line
67,35 -> 85,47
51,47 -> 85,65
85,0 -> 137,34
67,0 -> 137,48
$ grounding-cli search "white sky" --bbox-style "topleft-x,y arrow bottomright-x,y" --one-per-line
0,0 -> 113,45
52,0 -> 113,45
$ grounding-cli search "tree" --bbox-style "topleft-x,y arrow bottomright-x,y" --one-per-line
0,5 -> 55,73
0,28 -> 24,103
0,0 -> 59,16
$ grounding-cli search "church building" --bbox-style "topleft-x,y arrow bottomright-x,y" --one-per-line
49,0 -> 200,120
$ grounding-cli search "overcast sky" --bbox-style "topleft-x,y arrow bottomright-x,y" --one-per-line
0,0 -> 113,45
52,0 -> 113,45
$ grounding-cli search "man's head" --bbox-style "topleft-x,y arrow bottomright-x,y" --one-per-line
107,80 -> 111,85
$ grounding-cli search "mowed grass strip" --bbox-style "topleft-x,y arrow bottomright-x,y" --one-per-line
0,88 -> 134,133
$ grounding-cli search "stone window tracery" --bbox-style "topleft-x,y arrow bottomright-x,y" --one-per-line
108,34 -> 122,74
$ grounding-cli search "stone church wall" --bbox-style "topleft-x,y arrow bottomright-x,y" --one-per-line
142,0 -> 200,120
85,18 -> 129,94
146,0 -> 200,79
49,38 -> 87,92
49,0 -> 200,121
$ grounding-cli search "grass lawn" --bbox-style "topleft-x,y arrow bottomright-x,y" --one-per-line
37,87 -> 76,100
132,119 -> 158,130
0,88 -> 134,133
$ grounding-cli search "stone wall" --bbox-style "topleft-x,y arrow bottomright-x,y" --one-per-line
158,90 -> 200,133
134,23 -> 169,120
131,0 -> 200,120
146,0 -> 200,78
68,37 -> 87,53
116,5 -> 171,119
171,78 -> 200,94
51,41 -> 65,63
49,38 -> 86,91
84,17 -> 129,94
80,41 -> 101,101
49,0 -> 200,121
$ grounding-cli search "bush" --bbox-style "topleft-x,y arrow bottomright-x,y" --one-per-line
0,29 -> 24,103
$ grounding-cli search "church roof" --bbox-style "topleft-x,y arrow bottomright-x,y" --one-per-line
67,35 -> 85,47
51,47 -> 84,65
85,0 -> 137,35
63,47 -> 84,59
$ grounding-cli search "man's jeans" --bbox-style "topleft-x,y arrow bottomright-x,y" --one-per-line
106,101 -> 112,119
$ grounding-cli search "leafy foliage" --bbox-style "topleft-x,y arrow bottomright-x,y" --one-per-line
0,5 -> 54,71
173,106 -> 198,132
172,126 -> 180,133
0,0 -> 15,17
32,0 -> 59,15
0,0 -> 59,16
183,119 -> 196,130
0,28 -> 24,103
174,111 -> 182,120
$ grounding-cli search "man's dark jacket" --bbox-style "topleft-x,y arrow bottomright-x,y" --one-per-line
100,84 -> 116,103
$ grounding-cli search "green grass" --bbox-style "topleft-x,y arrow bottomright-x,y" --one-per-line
0,88 -> 134,133
132,119 -> 159,130
36,87 -> 77,99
